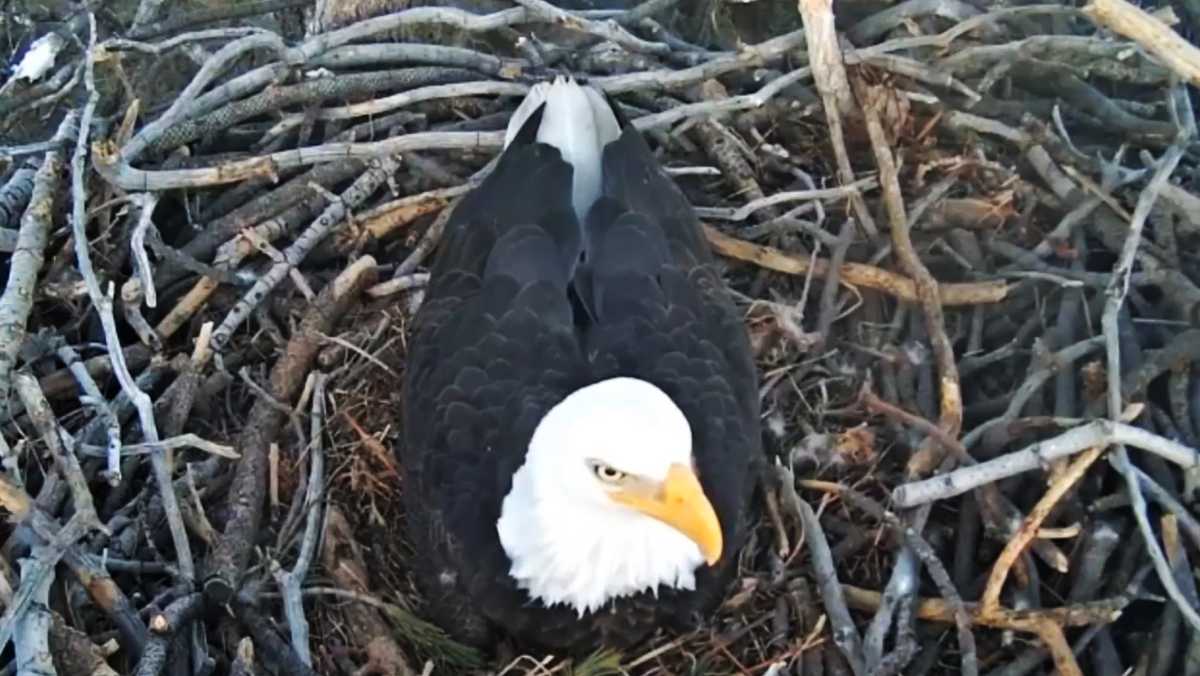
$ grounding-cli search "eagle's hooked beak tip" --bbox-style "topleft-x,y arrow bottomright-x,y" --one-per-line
613,463 -> 723,566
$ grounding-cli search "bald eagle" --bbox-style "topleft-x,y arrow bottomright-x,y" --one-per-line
399,77 -> 762,653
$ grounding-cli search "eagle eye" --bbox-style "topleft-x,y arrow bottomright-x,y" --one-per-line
590,461 -> 626,483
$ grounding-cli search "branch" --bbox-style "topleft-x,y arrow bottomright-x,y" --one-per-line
49,612 -> 122,676
0,112 -> 76,406
209,155 -> 399,350
775,462 -> 865,675
893,417 -> 1198,507
56,344 -> 122,484
857,79 -> 963,477
1084,0 -> 1200,88
203,256 -> 378,604
132,593 -> 206,676
0,163 -> 37,230
511,0 -> 670,55
13,556 -> 55,676
97,131 -> 501,191
807,481 -> 978,676
70,13 -> 196,584
0,514 -> 92,653
272,372 -> 329,666
13,373 -> 105,532
703,226 -> 1008,306
797,0 -> 878,237
1101,86 -> 1200,634
978,445 -> 1105,614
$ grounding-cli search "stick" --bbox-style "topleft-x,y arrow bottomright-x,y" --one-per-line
0,471 -> 33,520
13,373 -> 105,532
366,273 -> 430,299
274,80 -> 529,126
56,344 -> 122,483
843,578 -> 1132,630
693,178 -> 878,222
131,0 -> 167,31
862,536 -> 921,675
0,112 -> 75,406
979,445 -> 1106,614
231,602 -> 320,676
175,67 -> 484,153
893,417 -> 1197,506
0,513 -> 91,653
71,13 -> 196,584
204,256 -> 378,604
49,613 -> 122,676
153,163 -> 366,341
859,386 -> 1075,574
132,593 -> 206,676
98,130 -> 499,191
61,549 -> 148,661
703,226 -> 1008,305
228,637 -> 255,676
807,481 -> 978,676
1099,83 -> 1200,634
127,193 -> 161,309
308,43 -> 524,76
120,31 -> 294,162
319,507 -> 418,676
775,462 -> 866,675
209,155 -> 400,350
13,556 -> 55,676
1131,466 -> 1200,552
74,433 -> 236,459
858,80 -> 963,477
511,0 -> 669,54
273,372 -> 329,666
126,0 -> 312,39
121,6 -> 533,160
797,0 -> 878,237
1084,0 -> 1200,89
103,81 -> 818,192
0,164 -> 38,233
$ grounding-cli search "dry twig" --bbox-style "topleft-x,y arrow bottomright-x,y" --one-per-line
204,256 -> 377,603
272,372 -> 329,666
0,113 -> 76,405
704,226 -> 1008,306
1084,0 -> 1200,88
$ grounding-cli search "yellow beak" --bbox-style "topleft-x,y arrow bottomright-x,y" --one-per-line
612,463 -> 723,565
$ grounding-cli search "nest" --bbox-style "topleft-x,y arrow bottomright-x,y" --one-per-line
1,0 -> 1200,674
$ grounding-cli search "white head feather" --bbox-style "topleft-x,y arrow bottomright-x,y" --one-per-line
496,378 -> 719,616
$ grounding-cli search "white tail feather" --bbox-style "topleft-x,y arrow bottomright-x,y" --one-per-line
504,77 -> 620,221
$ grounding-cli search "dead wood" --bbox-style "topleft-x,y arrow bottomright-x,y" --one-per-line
203,255 -> 378,604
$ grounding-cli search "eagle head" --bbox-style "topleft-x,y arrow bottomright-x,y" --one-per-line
496,377 -> 723,616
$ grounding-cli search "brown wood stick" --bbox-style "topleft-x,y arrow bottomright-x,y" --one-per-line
703,225 -> 1008,306
857,81 -> 965,477
979,445 -> 1106,614
320,506 -> 416,676
841,585 -> 1122,630
796,0 -> 878,237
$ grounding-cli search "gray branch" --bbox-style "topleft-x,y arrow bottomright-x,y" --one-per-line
13,556 -> 55,676
0,114 -> 76,414
273,372 -> 329,666
70,13 -> 196,584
